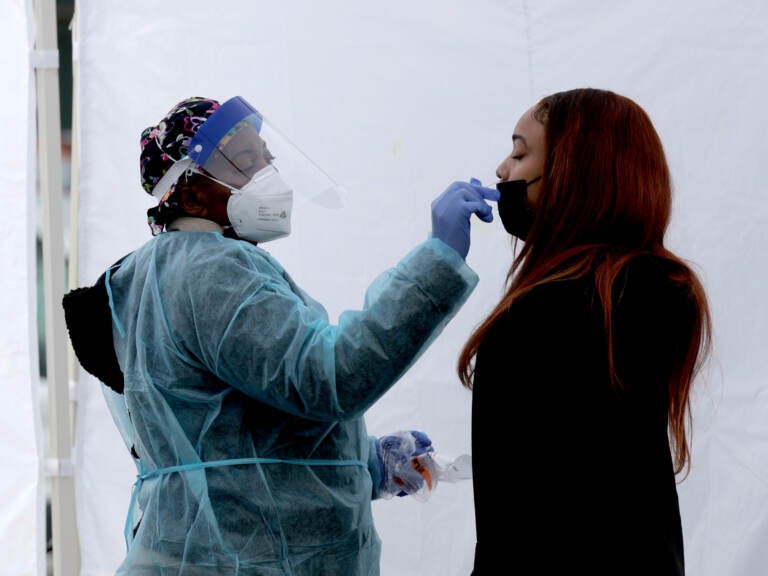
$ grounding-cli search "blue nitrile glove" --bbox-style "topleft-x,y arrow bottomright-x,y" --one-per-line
431,178 -> 501,259
376,430 -> 437,499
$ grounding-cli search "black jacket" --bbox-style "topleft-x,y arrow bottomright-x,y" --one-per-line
471,256 -> 695,575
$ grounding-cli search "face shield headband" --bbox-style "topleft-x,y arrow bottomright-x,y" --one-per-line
184,96 -> 346,209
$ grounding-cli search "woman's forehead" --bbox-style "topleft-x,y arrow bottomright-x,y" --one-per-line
513,106 -> 545,142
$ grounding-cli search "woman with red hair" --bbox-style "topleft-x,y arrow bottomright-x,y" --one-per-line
461,88 -> 712,575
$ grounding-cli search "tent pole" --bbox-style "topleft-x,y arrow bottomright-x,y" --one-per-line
67,4 -> 81,441
33,0 -> 80,574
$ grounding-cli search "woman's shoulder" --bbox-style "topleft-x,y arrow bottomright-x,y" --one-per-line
112,233 -> 293,297
506,252 -> 696,326
516,275 -> 596,312
617,253 -> 694,304
613,254 -> 699,342
503,276 -> 599,335
159,231 -> 283,271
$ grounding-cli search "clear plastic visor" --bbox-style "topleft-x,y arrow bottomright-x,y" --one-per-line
188,96 -> 345,209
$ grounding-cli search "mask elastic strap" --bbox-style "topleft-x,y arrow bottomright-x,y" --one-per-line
191,163 -> 277,193
150,157 -> 194,200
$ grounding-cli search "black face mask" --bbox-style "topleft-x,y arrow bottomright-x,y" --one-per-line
496,176 -> 541,241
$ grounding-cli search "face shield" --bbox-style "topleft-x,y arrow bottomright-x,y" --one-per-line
186,96 -> 345,209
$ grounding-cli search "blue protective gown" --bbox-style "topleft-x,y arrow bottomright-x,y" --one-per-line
105,229 -> 477,575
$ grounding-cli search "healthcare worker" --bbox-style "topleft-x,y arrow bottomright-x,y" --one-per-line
67,95 -> 498,575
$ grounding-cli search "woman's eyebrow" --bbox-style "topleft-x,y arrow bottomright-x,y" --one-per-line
512,134 -> 527,146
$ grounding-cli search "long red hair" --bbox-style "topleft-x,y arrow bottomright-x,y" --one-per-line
458,88 -> 712,476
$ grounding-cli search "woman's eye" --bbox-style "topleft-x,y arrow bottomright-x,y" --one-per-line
233,152 -> 261,172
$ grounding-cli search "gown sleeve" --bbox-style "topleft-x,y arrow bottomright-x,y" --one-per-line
177,236 -> 478,420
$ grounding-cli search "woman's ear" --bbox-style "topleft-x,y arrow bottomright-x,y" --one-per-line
179,186 -> 208,217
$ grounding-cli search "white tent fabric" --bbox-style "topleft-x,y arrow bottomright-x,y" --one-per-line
0,0 -> 763,574
0,1 -> 46,575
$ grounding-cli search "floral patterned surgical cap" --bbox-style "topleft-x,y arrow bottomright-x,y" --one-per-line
139,96 -> 220,198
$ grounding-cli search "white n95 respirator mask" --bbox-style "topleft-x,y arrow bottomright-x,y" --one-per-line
227,165 -> 293,243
